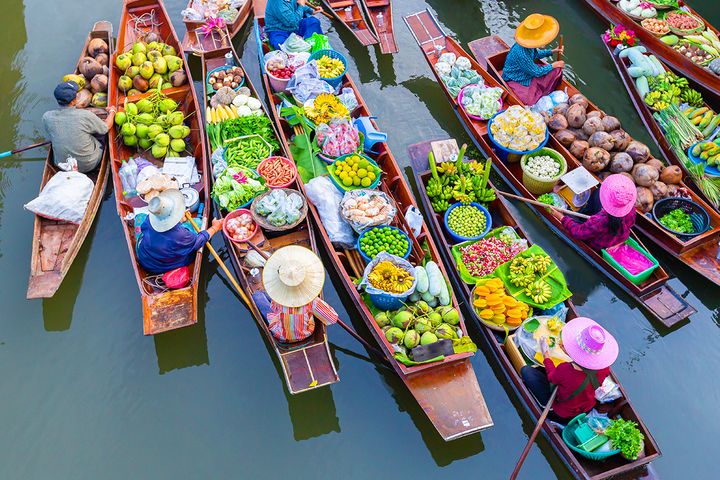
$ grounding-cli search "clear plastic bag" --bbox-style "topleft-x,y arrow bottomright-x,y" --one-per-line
287,77 -> 334,104
337,88 -> 358,111
264,50 -> 289,73
288,51 -> 310,69
316,118 -> 360,157
305,176 -> 355,248
405,206 -> 423,237
595,377 -> 623,403
24,157 -> 94,224
280,33 -> 311,54
339,189 -> 396,233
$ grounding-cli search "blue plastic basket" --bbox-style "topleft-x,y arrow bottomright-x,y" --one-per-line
206,65 -> 245,95
368,291 -> 410,311
443,202 -> 492,243
327,153 -> 382,193
308,49 -> 347,88
357,226 -> 412,263
562,414 -> 621,461
487,111 -> 549,162
687,141 -> 720,177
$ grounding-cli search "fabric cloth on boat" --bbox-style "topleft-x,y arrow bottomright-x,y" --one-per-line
42,106 -> 108,173
265,0 -> 321,49
506,67 -> 563,105
267,296 -> 338,343
514,14 -> 559,49
135,213 -> 208,275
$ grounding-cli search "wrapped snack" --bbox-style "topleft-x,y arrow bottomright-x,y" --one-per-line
490,105 -> 547,152
460,84 -> 503,119
316,118 -> 360,158
340,189 -> 397,233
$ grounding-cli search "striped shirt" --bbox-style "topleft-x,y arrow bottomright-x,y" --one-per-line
268,297 -> 338,343
561,209 -> 636,251
502,44 -> 553,87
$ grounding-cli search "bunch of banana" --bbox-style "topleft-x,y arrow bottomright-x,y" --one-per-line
681,88 -> 704,108
437,162 -> 457,176
524,279 -> 552,304
367,261 -> 414,294
530,254 -> 552,273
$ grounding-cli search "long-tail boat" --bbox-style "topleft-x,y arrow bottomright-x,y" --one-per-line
27,21 -> 113,299
408,138 -> 660,480
360,0 -> 398,54
602,37 -> 720,207
181,0 -> 254,54
321,0 -> 378,47
464,33 -> 720,288
108,0 -> 210,335
199,42 -> 339,393
581,1 -> 720,100
404,9 -> 697,327
254,0 -> 493,440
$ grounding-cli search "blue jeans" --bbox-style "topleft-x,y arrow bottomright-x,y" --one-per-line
267,17 -> 322,50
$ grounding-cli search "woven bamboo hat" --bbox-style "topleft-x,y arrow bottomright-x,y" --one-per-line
263,245 -> 325,307
515,14 -> 560,49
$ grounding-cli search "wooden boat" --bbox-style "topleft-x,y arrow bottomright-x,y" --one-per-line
254,0 -> 493,440
181,0 -> 253,55
360,0 -> 398,54
26,21 -> 113,300
581,0 -> 720,100
465,33 -> 720,288
199,42 -> 339,394
321,0 -> 378,47
408,138 -> 661,480
602,37 -> 720,207
108,0 -> 210,335
404,9 -> 697,327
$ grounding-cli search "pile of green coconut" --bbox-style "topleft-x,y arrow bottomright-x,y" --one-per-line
114,33 -> 187,96
375,301 -> 461,350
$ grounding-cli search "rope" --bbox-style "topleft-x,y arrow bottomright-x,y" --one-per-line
142,274 -> 169,292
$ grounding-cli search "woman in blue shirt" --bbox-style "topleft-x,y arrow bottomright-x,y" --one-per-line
265,0 -> 323,50
502,14 -> 565,105
135,189 -> 222,274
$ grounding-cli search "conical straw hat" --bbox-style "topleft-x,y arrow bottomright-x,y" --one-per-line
515,14 -> 560,49
263,245 -> 325,307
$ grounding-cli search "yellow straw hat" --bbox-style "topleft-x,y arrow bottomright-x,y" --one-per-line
515,14 -> 560,49
263,245 -> 325,307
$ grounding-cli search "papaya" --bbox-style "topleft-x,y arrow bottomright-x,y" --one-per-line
700,151 -> 710,160
699,111 -> 715,129
692,143 -> 705,157
706,146 -> 720,157
702,141 -> 715,151
702,115 -> 720,138
690,107 -> 709,119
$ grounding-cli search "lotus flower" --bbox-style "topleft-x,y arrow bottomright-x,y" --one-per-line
201,16 -> 226,37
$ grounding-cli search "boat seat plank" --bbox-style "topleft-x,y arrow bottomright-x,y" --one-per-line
405,359 -> 493,441
365,0 -> 389,7
39,224 -> 74,272
329,0 -> 356,7
281,343 -> 338,393
640,285 -> 696,328
467,37 -> 507,69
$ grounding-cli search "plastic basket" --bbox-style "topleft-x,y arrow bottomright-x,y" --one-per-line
356,226 -> 412,263
327,153 -> 382,193
666,12 -> 705,36
308,49 -> 347,88
687,141 -> 720,177
267,70 -> 291,93
520,148 -> 567,195
257,156 -> 297,188
652,197 -> 710,239
562,414 -> 621,461
206,65 -> 245,94
487,112 -> 549,162
443,202 -> 492,243
602,237 -> 659,286
369,291 -> 410,311
457,84 -> 503,121
223,208 -> 257,243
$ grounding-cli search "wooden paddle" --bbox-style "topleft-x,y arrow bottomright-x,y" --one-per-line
184,211 -> 252,309
556,35 -> 564,61
0,140 -> 51,159
510,386 -> 559,480
497,190 -> 590,219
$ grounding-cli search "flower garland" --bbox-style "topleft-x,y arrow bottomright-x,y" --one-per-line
602,24 -> 638,48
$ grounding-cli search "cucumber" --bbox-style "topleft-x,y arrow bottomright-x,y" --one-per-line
414,266 -> 429,294
636,76 -> 650,98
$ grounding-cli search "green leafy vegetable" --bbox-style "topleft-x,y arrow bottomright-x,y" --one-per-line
218,116 -> 279,152
605,419 -> 645,460
659,208 -> 694,233
211,166 -> 268,211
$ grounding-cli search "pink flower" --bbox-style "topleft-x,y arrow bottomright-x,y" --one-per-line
232,171 -> 248,184
201,16 -> 226,37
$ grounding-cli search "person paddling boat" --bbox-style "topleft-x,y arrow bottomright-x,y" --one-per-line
502,14 -> 564,105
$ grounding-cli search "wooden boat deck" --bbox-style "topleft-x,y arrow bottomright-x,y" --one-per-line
322,0 -> 378,46
467,35 -> 720,288
581,0 -> 720,100
200,44 -> 338,394
27,22 -> 113,299
108,0 -> 210,335
408,138 -> 660,480
254,0 -> 493,440
181,0 -> 253,55
404,9 -> 696,327
361,0 -> 397,54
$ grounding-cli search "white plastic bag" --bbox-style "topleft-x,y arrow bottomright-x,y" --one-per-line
405,206 -> 423,237
24,158 -> 93,224
595,377 -> 622,403
280,33 -> 311,54
305,176 -> 355,248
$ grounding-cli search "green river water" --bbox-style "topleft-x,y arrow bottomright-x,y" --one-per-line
1,1 -> 718,478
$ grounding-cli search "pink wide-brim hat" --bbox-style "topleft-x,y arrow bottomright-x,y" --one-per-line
599,174 -> 637,217
561,317 -> 619,370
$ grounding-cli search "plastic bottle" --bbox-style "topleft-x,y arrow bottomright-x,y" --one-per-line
119,159 -> 138,197
376,12 -> 384,30
344,6 -> 353,21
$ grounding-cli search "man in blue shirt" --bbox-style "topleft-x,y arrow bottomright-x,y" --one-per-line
135,189 -> 222,274
265,0 -> 323,49
502,14 -> 565,105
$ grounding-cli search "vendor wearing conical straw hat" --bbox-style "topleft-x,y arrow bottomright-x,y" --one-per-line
502,13 -> 565,105
521,317 -> 618,423
260,245 -> 338,343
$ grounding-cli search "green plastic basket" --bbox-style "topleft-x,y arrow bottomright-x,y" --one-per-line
520,148 -> 567,195
562,414 -> 621,461
601,237 -> 659,286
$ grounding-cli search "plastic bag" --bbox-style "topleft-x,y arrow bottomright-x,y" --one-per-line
405,206 -> 423,237
287,77 -> 334,104
316,118 -> 360,157
438,52 -> 457,65
24,157 -> 94,224
549,89 -> 569,105
595,377 -> 623,403
307,33 -> 331,52
280,33 -> 311,54
119,158 -> 138,195
531,95 -> 555,115
305,176 -> 355,248
288,51 -> 310,69
360,252 -> 417,297
162,266 -> 191,289
181,7 -> 202,20
339,189 -> 396,233
606,244 -> 654,275
337,87 -> 358,111
264,50 -> 288,73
